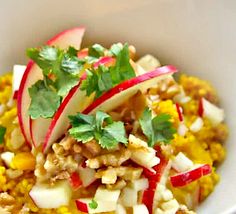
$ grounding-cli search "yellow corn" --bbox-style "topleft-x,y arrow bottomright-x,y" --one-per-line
12,152 -> 36,170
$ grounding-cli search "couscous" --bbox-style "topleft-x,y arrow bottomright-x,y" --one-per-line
0,27 -> 228,214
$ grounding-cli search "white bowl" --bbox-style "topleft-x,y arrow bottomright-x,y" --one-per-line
0,1 -> 235,213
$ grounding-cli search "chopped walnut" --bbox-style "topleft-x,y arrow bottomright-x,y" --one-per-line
0,193 -> 15,206
5,169 -> 23,179
84,140 -> 101,156
176,205 -> 196,214
106,179 -> 127,190
86,149 -> 131,169
59,135 -> 76,151
96,166 -> 143,184
73,144 -> 82,153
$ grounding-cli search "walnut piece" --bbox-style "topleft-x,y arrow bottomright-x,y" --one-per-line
86,149 -> 131,169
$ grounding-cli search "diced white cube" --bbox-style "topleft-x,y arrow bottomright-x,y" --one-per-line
133,204 -> 149,214
0,152 -> 14,167
95,187 -> 120,203
161,199 -> 179,212
116,204 -> 126,214
190,117 -> 203,133
137,54 -> 161,71
29,180 -> 72,209
172,152 -> 194,172
131,178 -> 149,191
120,187 -> 138,207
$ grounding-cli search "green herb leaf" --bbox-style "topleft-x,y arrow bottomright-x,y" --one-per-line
110,43 -> 136,84
69,111 -> 127,149
88,44 -> 105,58
28,80 -> 61,119
81,44 -> 135,98
139,108 -> 176,147
27,45 -> 84,119
81,66 -> 113,98
0,126 -> 6,144
89,199 -> 98,209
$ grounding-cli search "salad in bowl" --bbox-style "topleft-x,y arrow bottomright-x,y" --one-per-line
0,27 -> 228,214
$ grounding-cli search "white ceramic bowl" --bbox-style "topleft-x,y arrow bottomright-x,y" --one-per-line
0,1 -> 235,213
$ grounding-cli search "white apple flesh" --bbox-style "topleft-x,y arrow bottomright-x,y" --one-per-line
133,204 -> 149,214
12,65 -> 26,99
78,166 -> 97,187
94,187 -> 120,202
29,180 -> 72,209
17,27 -> 85,145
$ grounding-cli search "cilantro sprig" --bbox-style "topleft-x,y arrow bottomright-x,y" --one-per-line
81,43 -> 136,98
68,111 -> 127,149
139,108 -> 176,147
0,125 -> 6,144
27,46 -> 85,119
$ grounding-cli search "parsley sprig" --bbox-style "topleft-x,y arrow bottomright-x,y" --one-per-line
68,111 -> 127,149
27,46 -> 85,119
81,43 -> 136,98
139,108 -> 176,147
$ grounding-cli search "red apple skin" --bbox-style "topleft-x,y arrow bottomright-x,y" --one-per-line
75,200 -> 89,213
198,98 -> 204,117
17,60 -> 35,145
176,103 -> 183,122
83,65 -> 177,114
142,153 -> 168,214
69,172 -> 82,190
18,27 -> 85,146
170,164 -> 212,187
93,56 -> 115,69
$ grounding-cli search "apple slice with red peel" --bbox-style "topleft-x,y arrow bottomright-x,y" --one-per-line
83,65 -> 177,114
69,171 -> 83,190
17,27 -> 85,145
198,97 -> 224,126
42,82 -> 94,152
170,164 -> 212,187
12,65 -> 26,99
175,103 -> 183,122
93,56 -> 115,69
78,166 -> 97,187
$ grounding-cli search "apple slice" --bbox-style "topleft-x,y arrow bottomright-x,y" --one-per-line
133,204 -> 149,214
83,65 -> 177,114
69,171 -> 83,190
93,56 -> 115,69
198,97 -> 224,126
78,166 -> 97,187
175,103 -> 183,122
170,164 -> 212,187
29,180 -> 72,209
75,198 -> 117,213
94,187 -> 120,203
17,27 -> 85,145
171,152 -> 194,173
12,65 -> 26,99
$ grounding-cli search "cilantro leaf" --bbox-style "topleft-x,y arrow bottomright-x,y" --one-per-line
139,108 -> 176,147
68,111 -> 127,149
88,44 -> 105,58
0,126 -> 6,144
27,46 -> 61,76
28,80 -> 61,119
55,70 -> 79,96
27,45 -> 84,119
110,43 -> 136,84
81,66 -> 113,98
89,199 -> 98,209
81,43 -> 135,98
